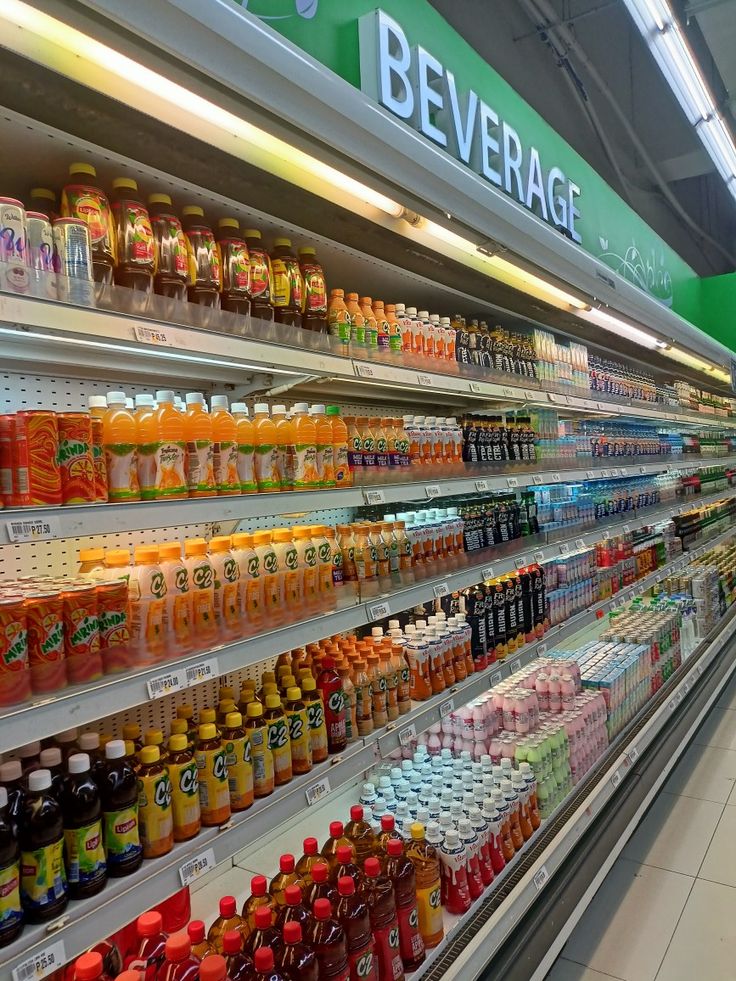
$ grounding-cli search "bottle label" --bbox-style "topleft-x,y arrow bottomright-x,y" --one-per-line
397,901 -> 426,964
305,698 -> 328,759
250,725 -> 275,794
103,806 -> 142,869
316,442 -> 334,486
186,439 -> 215,495
267,717 -> 292,781
220,238 -> 251,293
416,882 -> 443,941
334,444 -> 350,484
190,585 -> 215,635
373,918 -> 404,981
249,250 -> 271,301
113,200 -> 154,264
0,861 -> 22,936
105,443 -> 140,500
64,186 -> 114,248
271,258 -> 291,307
195,747 -> 230,818
237,442 -> 257,492
322,687 -> 347,748
328,309 -> 352,344
20,839 -> 66,912
301,263 -> 327,313
347,942 -> 378,980
294,442 -> 318,488
254,444 -> 279,491
168,582 -> 191,646
169,759 -> 201,838
288,706 -> 312,771
64,820 -> 106,887
213,440 -> 239,493
138,772 -> 173,854
185,228 -> 220,288
224,734 -> 254,810
153,440 -> 187,499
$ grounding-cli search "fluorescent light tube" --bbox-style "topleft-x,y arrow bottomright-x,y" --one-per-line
577,306 -> 663,350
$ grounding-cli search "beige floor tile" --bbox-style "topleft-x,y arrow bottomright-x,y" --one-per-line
546,958 -> 624,981
663,743 -> 736,803
561,858 -> 693,981
655,879 -> 736,980
698,804 -> 736,886
694,706 -> 736,751
621,791 -> 723,876
715,673 -> 736,710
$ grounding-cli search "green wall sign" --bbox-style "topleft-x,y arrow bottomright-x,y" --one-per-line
236,0 -> 701,320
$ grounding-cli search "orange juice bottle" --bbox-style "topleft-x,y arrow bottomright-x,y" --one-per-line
272,528 -> 301,609
230,403 -> 257,495
184,393 -> 215,497
134,394 -> 156,500
326,406 -> 351,486
360,297 -> 378,349
210,396 -> 239,496
327,289 -> 351,346
231,532 -> 263,633
209,536 -> 241,639
271,404 -> 291,492
290,403 -> 318,490
103,392 -> 140,502
385,303 -> 403,353
372,300 -> 389,351
252,403 -> 280,493
346,292 -> 365,348
151,391 -> 187,500
292,526 -> 319,611
184,538 -> 217,645
310,405 -> 335,488
253,530 -> 283,624
158,540 -> 193,655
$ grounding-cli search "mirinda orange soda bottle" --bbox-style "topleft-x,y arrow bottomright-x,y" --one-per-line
210,396 -> 239,496
184,393 -> 215,497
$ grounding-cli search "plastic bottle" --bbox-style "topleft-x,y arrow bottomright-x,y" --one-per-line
158,541 -> 193,656
298,245 -> 327,333
304,860 -> 338,911
331,844 -> 361,888
344,804 -> 377,869
335,875 -> 378,981
281,686 -> 311,776
271,238 -> 303,328
127,545 -> 167,665
0,786 -> 22,945
359,857 -> 404,981
216,218 -> 251,317
195,723 -> 230,826
230,404 -> 257,495
275,883 -> 313,939
245,702 -> 274,798
405,824 -> 443,948
124,910 -> 168,980
345,292 -> 365,347
243,904 -> 284,960
287,403 -> 318,489
385,838 -> 425,970
279,920 -> 319,981
137,746 -> 173,859
62,753 -> 106,899
241,874 -> 276,937
220,930 -> 253,980
307,898 -> 350,981
166,734 -> 201,842
183,392 -> 215,497
360,297 -> 378,348
103,392 -> 140,503
18,769 -> 67,921
231,532 -> 263,634
321,821 -> 355,878
208,895 -> 244,953
187,920 -> 215,961
209,536 -> 241,639
327,289 -> 351,346
292,526 -> 319,612
438,829 -> 471,915
457,819 -> 484,900
100,740 -> 142,877
61,162 -> 116,284
326,406 -> 352,487
251,404 -> 279,492
184,538 -> 217,646
147,193 -> 188,302
316,657 -> 347,754
297,675 -> 327,764
73,951 -> 112,981
219,711 -> 253,813
243,229 -> 273,321
109,177 -> 154,294
157,932 -> 201,981
182,205 -> 221,309
263,693 -> 292,787
211,396 -> 240,496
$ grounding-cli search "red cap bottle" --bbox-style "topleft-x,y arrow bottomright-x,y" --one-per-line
385,838 -> 426,970
279,920 -> 319,981
254,947 -> 285,980
74,952 -> 111,981
275,883 -> 314,935
309,899 -> 350,981
304,860 -> 338,910
243,904 -> 284,961
331,844 -> 361,885
157,932 -> 200,981
222,929 -> 254,981
123,910 -> 167,980
241,874 -> 276,937
199,954 -> 231,981
360,858 -> 405,981
335,875 -> 378,981
316,658 -> 347,753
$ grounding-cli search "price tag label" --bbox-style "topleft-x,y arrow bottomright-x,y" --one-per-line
533,865 -> 549,891
620,467 -> 629,476
559,543 -> 570,556
134,324 -> 173,346
698,664 -> 704,676
639,466 -> 647,475
425,484 -> 442,499
482,567 -> 494,581
364,488 -> 386,505
507,477 -> 519,488
368,600 -> 391,621
533,550 -> 545,563
628,746 -> 639,764
502,387 -> 515,399
669,699 -> 677,713
475,479 -> 489,492
5,516 -> 62,543
515,556 -> 527,569
12,942 -> 67,981
398,724 -> 417,747
354,362 -> 376,379
623,524 -> 631,534
179,847 -> 216,886
597,402 -> 607,411
439,698 -> 455,718
601,530 -> 611,540
551,472 -> 561,483
586,471 -> 595,480
532,474 -> 543,485
490,670 -> 502,686
611,769 -> 621,789
525,391 -> 537,402
433,582 -> 449,599
469,381 -> 483,394
575,539 -> 586,550
185,658 -> 219,688
305,777 -> 332,807
510,658 -> 522,673
417,373 -> 433,387
600,469 -> 609,479
537,643 -> 547,656
147,669 -> 186,700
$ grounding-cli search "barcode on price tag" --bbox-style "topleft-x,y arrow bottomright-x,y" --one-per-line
6,517 -> 61,543
475,479 -> 489,492
368,600 -> 391,620
559,542 -> 570,556
12,941 -> 67,981
533,865 -> 549,891
185,658 -> 219,687
537,643 -> 547,655
433,582 -> 449,598
510,658 -> 522,673
469,381 -> 483,394
439,698 -> 454,718
355,362 -> 375,378
425,484 -> 441,499
482,567 -> 494,581
507,476 -> 519,488
417,373 -> 433,387
179,847 -> 216,887
306,777 -> 331,807
532,474 -> 543,485
364,488 -> 386,505
134,324 -> 173,346
601,530 -> 611,540
515,556 -> 527,569
398,724 -> 417,747
490,670 -> 502,686
611,769 -> 621,788
147,669 -> 185,700
623,524 -> 631,534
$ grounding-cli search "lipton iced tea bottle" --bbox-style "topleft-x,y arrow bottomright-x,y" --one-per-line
147,193 -> 188,301
184,538 -> 217,646
221,712 -> 253,812
216,218 -> 251,317
317,657 -> 347,754
231,404 -> 257,495
252,404 -> 280,492
210,396 -> 239,496
208,896 -> 243,953
100,740 -> 142,877
166,734 -> 200,842
195,723 -> 230,826
103,392 -> 140,502
325,406 -> 351,486
298,246 -> 327,333
301,676 -> 328,764
243,229 -> 273,321
137,746 -> 173,859
61,163 -> 116,284
385,838 -> 425,970
359,858 -> 404,981
327,289 -> 351,347
209,536 -> 240,640
280,921 -> 318,981
241,874 -> 276,935
264,694 -> 292,787
184,393 -> 215,497
18,769 -> 67,921
62,753 -> 106,899
245,702 -> 274,798
151,391 -> 187,500
308,899 -> 350,981
182,206 -> 221,309
0,786 -> 22,945
110,178 -> 154,294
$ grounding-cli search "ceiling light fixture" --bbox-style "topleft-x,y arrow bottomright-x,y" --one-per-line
576,306 -> 664,350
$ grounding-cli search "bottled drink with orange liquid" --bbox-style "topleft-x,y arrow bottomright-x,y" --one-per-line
252,404 -> 280,492
231,532 -> 263,634
184,393 -> 215,497
289,403 -> 318,490
133,394 -> 156,500
310,404 -> 335,488
327,289 -> 351,346
326,406 -> 351,486
142,391 -> 187,500
241,874 -> 276,937
187,920 -> 215,961
359,297 -> 378,348
231,404 -> 257,494
346,292 -> 365,348
253,530 -> 283,626
271,404 -> 291,492
207,895 -> 243,954
209,536 -> 240,640
183,538 -> 217,646
210,396 -> 239,496
103,392 -> 140,503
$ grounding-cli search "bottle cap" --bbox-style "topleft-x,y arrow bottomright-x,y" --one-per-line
57,727 -> 79,743
410,822 -> 425,840
219,895 -> 236,918
380,814 -> 395,831
181,205 -> 205,218
224,712 -> 243,728
284,884 -> 302,905
265,693 -> 282,710
311,862 -> 328,882
254,905 -> 271,928
74,952 -> 104,980
247,702 -> 263,719
199,954 -> 228,981
168,734 -> 188,753
222,929 -> 242,954
254,949 -> 274,973
139,746 -> 160,765
364,857 -> 381,877
137,911 -> 163,938
0,761 -> 21,782
387,838 -> 403,856
350,804 -> 364,822
187,920 -> 205,943
198,724 -> 217,741
302,836 -> 318,856
217,217 -> 240,230
0,788 -> 6,809
273,237 -> 292,248
78,733 -> 100,752
112,176 -> 138,191
329,821 -> 344,838
28,769 -> 51,792
250,874 -> 267,896
148,192 -> 172,206
40,747 -> 62,768
165,932 -> 192,962
67,753 -> 91,775
279,853 -> 295,873
286,686 -> 302,702
336,845 -> 353,864
283,920 -> 303,944
211,395 -> 229,410
69,161 -> 96,177
313,898 -> 332,921
337,875 -> 355,896
243,228 -> 261,239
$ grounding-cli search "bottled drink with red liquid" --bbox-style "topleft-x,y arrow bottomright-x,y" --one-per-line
321,821 -> 355,876
254,947 -> 286,981
304,860 -> 338,910
344,804 -> 377,869
384,838 -> 425,971
359,857 -> 404,981
243,905 -> 284,961
124,911 -> 167,980
74,951 -> 113,981
316,658 -> 347,754
199,954 -> 233,981
331,844 -> 361,886
335,875 -> 378,981
241,874 -> 276,938
269,854 -> 303,906
275,883 -> 313,935
222,929 -> 255,981
279,921 -> 319,981
156,932 -> 200,981
438,829 -> 471,915
308,898 -> 350,981
295,836 -> 321,886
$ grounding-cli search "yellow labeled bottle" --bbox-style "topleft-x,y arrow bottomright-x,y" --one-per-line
195,723 -> 230,826
264,693 -> 292,787
284,686 -> 312,776
198,708 -> 220,739
406,823 -> 444,948
166,733 -> 201,841
143,728 -> 167,763
137,746 -> 173,859
176,704 -> 197,750
221,711 -> 254,812
245,702 -> 274,799
301,676 -> 328,764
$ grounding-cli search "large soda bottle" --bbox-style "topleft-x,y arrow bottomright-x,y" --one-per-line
243,904 -> 283,960
359,857 -> 405,981
279,920 -> 318,981
19,769 -> 68,921
405,823 -> 443,948
156,933 -> 200,981
254,948 -> 287,981
124,911 -> 168,980
321,821 -> 355,877
344,804 -> 378,869
275,883 -> 313,936
316,657 -> 347,754
335,875 -> 378,981
241,874 -> 276,939
207,895 -> 243,953
269,853 -> 303,906
304,861 -> 338,910
295,836 -> 321,886
384,838 -> 425,971
308,898 -> 351,981
222,929 -> 254,981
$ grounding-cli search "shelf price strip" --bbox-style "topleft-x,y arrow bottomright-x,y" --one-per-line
179,847 -> 216,887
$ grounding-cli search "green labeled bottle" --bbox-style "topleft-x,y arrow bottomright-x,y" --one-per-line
19,769 -> 68,921
62,753 -> 106,899
100,739 -> 142,877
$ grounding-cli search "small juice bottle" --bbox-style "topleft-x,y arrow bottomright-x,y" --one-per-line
210,396 -> 240,496
373,301 -> 390,351
252,403 -> 280,492
184,392 -> 215,497
195,724 -> 230,826
222,930 -> 254,981
150,391 -> 187,500
292,526 -> 319,612
103,392 -> 140,502
310,404 -> 335,488
207,895 -> 243,953
124,910 -> 167,977
209,536 -> 241,639
301,676 -> 328,764
326,406 -> 351,486
271,528 -> 301,611
245,702 -> 274,798
231,403 -> 257,495
360,297 -> 378,348
264,693 -> 293,786
310,525 -> 335,606
158,541 -> 193,655
345,292 -> 365,347
243,904 -> 283,960
269,853 -> 304,906
231,531 -> 263,633
271,404 -> 292,492
327,289 -> 351,346
133,394 -> 156,500
290,403 -> 318,490
137,746 -> 173,859
221,711 -> 253,812
129,545 -> 166,665
241,874 -> 276,935
184,538 -> 217,645
166,734 -> 201,841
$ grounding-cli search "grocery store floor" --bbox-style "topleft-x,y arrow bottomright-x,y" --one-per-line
547,668 -> 736,981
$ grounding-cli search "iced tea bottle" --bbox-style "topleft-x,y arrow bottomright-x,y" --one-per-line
222,930 -> 254,981
279,920 -> 318,981
304,861 -> 338,911
241,874 -> 276,936
124,910 -> 167,979
298,246 -> 327,333
221,711 -> 253,813
344,804 -> 378,869
269,853 -> 304,906
405,824 -> 443,948
166,734 -> 201,842
295,836 -> 321,886
335,875 -> 378,981
195,724 -> 231,826
199,955 -> 233,981
330,844 -> 361,886
243,229 -> 273,321
0,786 -> 21,945
275,883 -> 314,936
321,821 -> 355,876
254,948 -> 287,981
110,177 -> 154,294
264,694 -> 292,787
271,238 -> 303,328
301,676 -> 328,764
359,857 -> 404,981
208,895 -> 244,953
284,687 -> 312,776
384,838 -> 425,971
157,932 -> 200,981
245,702 -> 274,799
181,205 -> 221,309
187,920 -> 215,961
100,740 -> 142,877
137,746 -> 173,859
62,752 -> 107,899
243,904 -> 284,959
316,658 -> 347,754
147,193 -> 188,302
216,218 -> 251,317
307,899 -> 350,981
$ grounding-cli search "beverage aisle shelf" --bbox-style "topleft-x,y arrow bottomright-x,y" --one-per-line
1,478 -> 732,750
